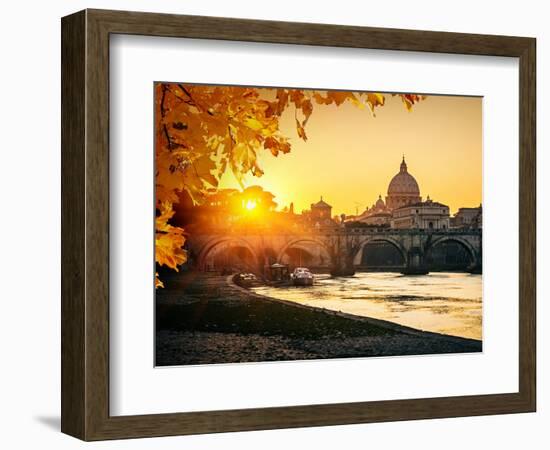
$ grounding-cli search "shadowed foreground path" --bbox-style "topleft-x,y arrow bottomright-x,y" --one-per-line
156,272 -> 481,366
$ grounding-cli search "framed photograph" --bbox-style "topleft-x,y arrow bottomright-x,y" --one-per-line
61,9 -> 536,440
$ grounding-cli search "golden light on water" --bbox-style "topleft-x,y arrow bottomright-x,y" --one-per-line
252,272 -> 482,340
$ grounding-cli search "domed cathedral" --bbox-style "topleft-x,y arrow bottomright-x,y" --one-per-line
385,156 -> 421,210
347,156 -> 423,226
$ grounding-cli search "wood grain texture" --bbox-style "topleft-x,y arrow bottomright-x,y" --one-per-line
88,8 -> 532,56
85,10 -> 111,440
61,10 -> 86,439
518,38 -> 536,409
60,8 -> 537,441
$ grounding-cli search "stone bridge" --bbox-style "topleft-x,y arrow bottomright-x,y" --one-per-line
189,228 -> 482,275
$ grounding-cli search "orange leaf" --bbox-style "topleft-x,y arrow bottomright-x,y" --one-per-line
296,119 -> 307,141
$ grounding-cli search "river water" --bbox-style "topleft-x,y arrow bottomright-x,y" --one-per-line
252,272 -> 482,340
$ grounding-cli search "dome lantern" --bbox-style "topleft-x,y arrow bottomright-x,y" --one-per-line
400,155 -> 407,173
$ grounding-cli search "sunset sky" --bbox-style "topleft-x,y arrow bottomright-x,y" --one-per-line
218,90 -> 482,216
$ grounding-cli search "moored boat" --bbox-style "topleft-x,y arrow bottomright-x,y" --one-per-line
291,267 -> 314,286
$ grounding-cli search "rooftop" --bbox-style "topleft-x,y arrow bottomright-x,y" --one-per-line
312,196 -> 332,209
394,198 -> 449,211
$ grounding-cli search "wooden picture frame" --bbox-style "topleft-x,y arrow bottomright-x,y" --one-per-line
61,9 -> 536,441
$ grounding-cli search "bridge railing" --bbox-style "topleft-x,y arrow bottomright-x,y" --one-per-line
190,225 -> 482,237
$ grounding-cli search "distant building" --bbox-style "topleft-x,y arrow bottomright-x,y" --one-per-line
391,196 -> 450,230
451,205 -> 482,229
354,195 -> 392,224
310,197 -> 332,220
385,156 -> 422,210
351,156 -> 421,227
359,211 -> 392,226
304,157 -> 478,232
302,197 -> 336,227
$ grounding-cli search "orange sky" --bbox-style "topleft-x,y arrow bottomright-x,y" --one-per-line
219,90 -> 482,216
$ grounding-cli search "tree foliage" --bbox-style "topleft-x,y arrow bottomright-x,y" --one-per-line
155,83 -> 425,286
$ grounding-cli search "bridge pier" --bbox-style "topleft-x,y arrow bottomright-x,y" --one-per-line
401,247 -> 429,275
326,234 -> 357,277
329,261 -> 356,277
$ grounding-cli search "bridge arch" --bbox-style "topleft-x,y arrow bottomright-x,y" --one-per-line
426,236 -> 478,269
196,236 -> 260,271
276,238 -> 332,267
355,237 -> 407,268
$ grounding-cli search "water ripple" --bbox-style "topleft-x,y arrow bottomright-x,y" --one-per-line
252,272 -> 482,340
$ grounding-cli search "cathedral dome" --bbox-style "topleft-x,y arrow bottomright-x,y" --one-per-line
375,195 -> 385,209
387,157 -> 420,196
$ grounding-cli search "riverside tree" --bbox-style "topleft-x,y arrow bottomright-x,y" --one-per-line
155,83 -> 425,287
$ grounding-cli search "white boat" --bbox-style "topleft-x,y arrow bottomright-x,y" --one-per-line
291,267 -> 314,286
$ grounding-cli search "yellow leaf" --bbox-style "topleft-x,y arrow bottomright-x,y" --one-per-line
252,165 -> 264,177
244,116 -> 264,131
366,93 -> 385,111
155,273 -> 164,288
156,232 -> 187,269
232,142 -> 258,174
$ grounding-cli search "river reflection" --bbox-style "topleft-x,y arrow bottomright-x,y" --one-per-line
252,272 -> 482,340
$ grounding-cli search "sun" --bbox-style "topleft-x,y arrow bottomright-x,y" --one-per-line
245,200 -> 257,211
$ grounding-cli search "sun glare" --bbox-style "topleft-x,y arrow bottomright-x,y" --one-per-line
245,200 -> 257,211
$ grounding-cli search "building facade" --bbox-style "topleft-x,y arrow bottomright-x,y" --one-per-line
391,197 -> 450,229
451,206 -> 482,229
301,197 -> 337,227
360,211 -> 392,226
